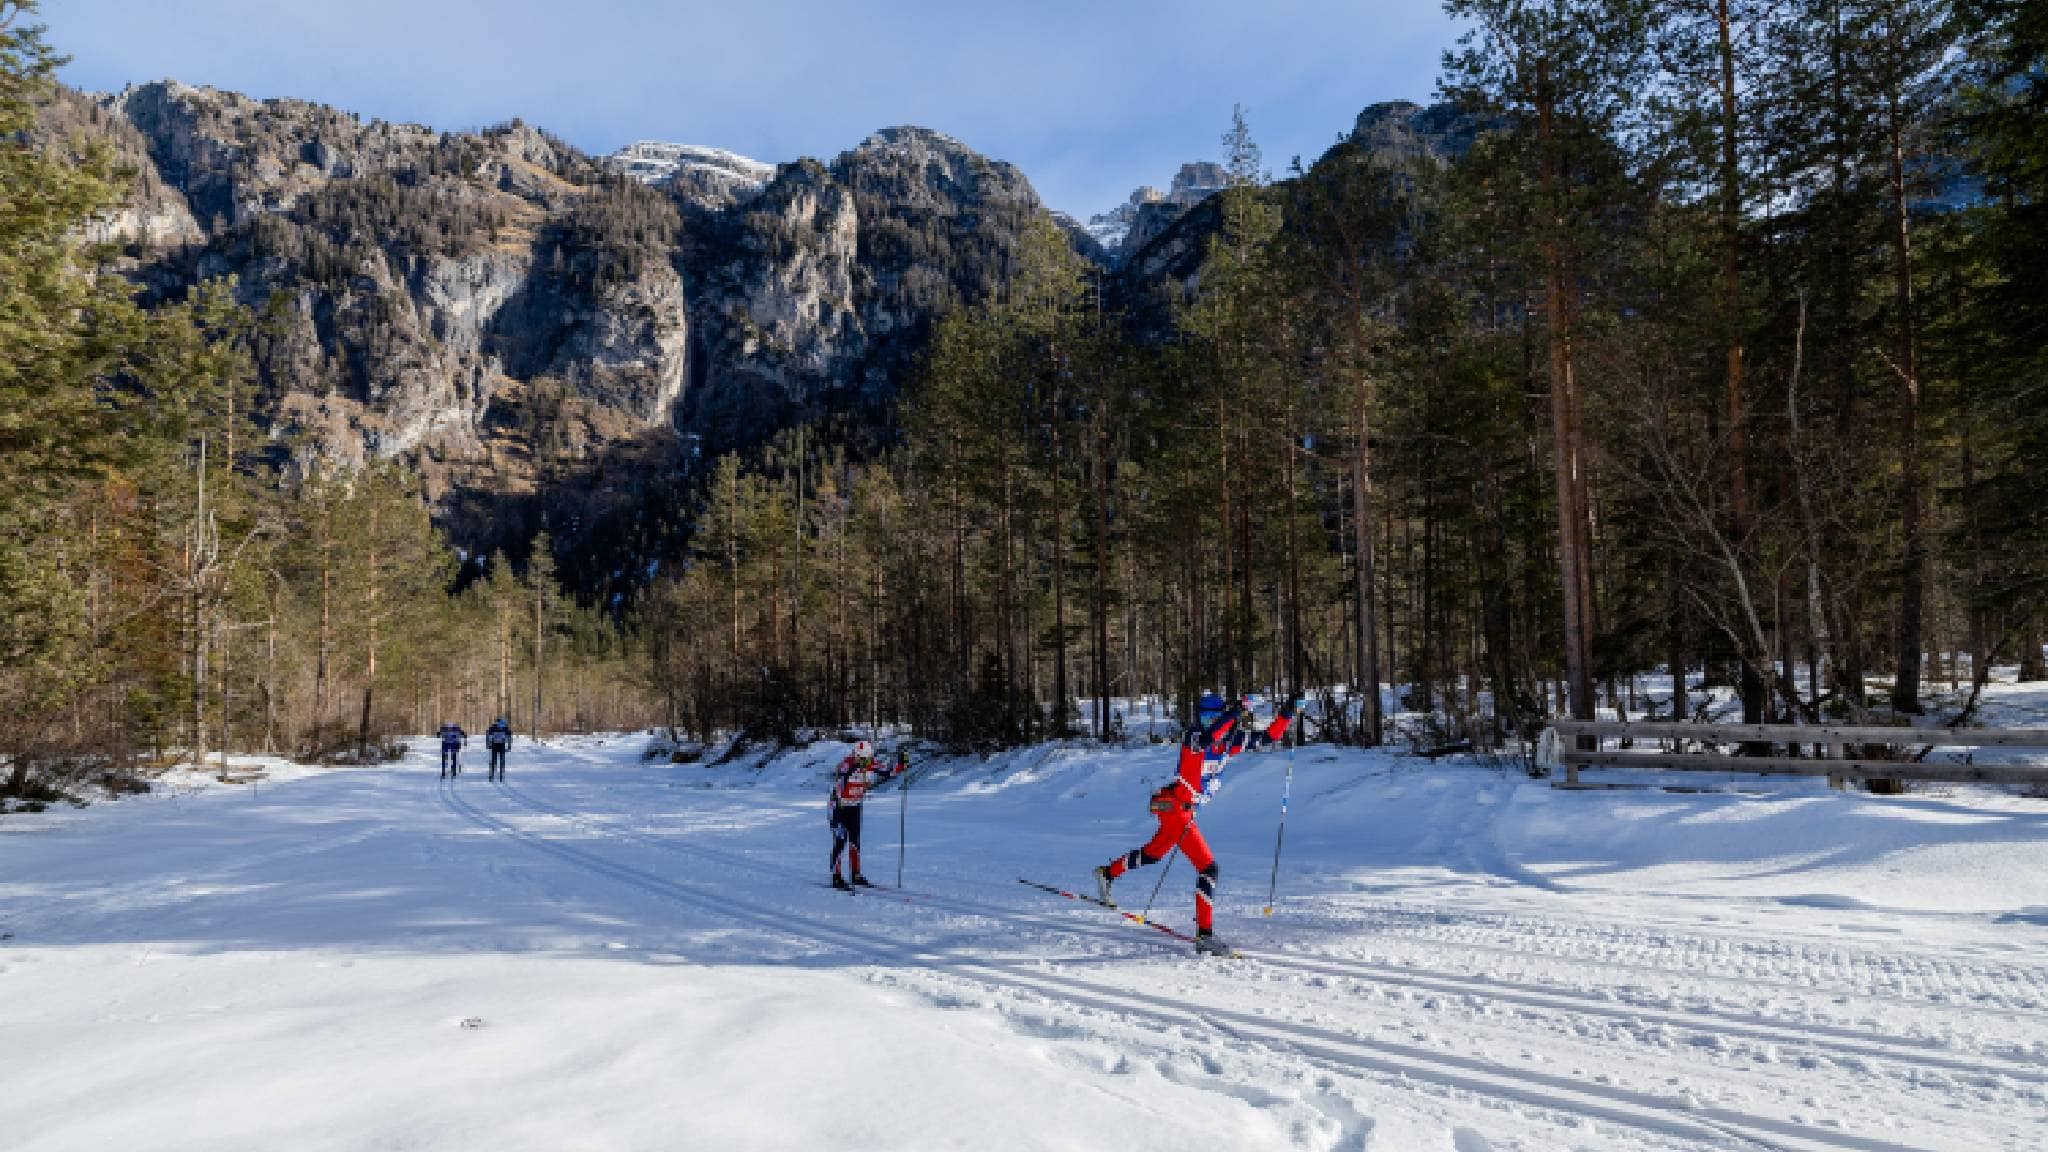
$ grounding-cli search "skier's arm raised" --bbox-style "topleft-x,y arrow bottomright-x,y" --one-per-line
1192,696 -> 1304,804
1250,695 -> 1303,748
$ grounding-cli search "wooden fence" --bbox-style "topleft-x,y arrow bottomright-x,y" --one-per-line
1546,720 -> 2048,788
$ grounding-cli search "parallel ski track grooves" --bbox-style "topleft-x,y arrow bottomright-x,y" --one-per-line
493,776 -> 2048,1090
1293,899 -> 2048,1021
453,777 -> 1943,1152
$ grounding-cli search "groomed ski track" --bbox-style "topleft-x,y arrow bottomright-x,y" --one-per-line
447,743 -> 2038,1151
5,731 -> 2046,1150
446,777 -> 1945,1151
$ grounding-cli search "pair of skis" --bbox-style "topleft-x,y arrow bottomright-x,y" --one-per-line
1017,878 -> 1241,958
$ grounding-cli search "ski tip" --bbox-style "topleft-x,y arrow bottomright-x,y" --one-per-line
1262,906 -> 1273,917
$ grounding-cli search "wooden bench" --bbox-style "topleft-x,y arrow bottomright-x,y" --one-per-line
1546,720 -> 2048,789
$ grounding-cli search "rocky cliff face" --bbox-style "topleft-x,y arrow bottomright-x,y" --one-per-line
675,126 -> 1050,450
62,83 -> 1062,586
605,141 -> 774,210
1347,101 -> 1481,167
1112,101 -> 1479,334
1086,161 -> 1229,264
59,79 -> 1461,595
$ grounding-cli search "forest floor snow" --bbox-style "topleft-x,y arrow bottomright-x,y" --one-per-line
4,702 -> 2048,1150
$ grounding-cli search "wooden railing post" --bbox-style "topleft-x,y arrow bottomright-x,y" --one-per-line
1546,719 -> 2048,789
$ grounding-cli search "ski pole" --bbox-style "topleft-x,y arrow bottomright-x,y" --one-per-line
1263,728 -> 1295,916
897,759 -> 910,888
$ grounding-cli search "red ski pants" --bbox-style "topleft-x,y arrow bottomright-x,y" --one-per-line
1106,812 -> 1219,931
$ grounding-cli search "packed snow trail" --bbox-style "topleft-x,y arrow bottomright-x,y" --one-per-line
4,732 -> 2047,1151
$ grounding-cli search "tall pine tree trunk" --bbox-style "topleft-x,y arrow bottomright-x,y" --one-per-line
1051,423 -> 1069,734
1092,420 -> 1112,741
1285,396 -> 1303,697
314,504 -> 332,757
1530,64 -> 1598,727
533,566 -> 546,741
1887,87 -> 1926,715
498,605 -> 511,719
2020,625 -> 2046,682
190,437 -> 208,773
1353,390 -> 1384,745
358,502 -> 379,761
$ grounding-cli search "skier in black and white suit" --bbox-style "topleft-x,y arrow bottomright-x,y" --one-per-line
827,741 -> 898,889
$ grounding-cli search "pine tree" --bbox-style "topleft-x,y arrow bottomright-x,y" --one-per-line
1443,0 -> 1654,728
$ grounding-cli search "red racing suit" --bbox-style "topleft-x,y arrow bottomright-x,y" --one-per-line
1104,701 -> 1294,932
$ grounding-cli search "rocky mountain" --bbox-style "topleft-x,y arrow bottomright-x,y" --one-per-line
603,141 -> 775,209
1084,161 -> 1228,264
1114,100 -> 1476,298
56,81 -> 1472,598
59,83 -> 1060,591
1345,100 -> 1482,168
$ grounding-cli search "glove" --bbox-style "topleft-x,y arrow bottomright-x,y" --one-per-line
1196,772 -> 1223,806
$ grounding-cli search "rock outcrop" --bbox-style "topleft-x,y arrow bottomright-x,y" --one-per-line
55,82 -> 1060,586
1085,161 -> 1229,264
1111,101 -> 1481,335
605,141 -> 774,210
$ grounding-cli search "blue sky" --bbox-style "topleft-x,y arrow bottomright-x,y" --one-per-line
44,0 -> 1458,219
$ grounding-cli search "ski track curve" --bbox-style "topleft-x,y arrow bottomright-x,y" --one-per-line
492,773 -> 2048,1087
442,772 -> 2010,1152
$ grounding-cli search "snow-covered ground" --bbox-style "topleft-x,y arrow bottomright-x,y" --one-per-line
5,699 -> 2047,1150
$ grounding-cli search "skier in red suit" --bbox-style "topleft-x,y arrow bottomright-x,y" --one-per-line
1095,692 -> 1299,953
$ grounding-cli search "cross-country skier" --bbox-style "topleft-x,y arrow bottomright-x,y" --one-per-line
828,740 -> 899,889
438,722 -> 467,779
485,717 -> 512,781
1094,692 -> 1300,954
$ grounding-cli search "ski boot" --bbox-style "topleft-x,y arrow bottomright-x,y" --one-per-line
831,874 -> 853,891
1094,865 -> 1116,907
1194,929 -> 1234,957
852,873 -> 873,888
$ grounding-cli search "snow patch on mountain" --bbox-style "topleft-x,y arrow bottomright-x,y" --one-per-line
1086,161 -> 1229,261
605,141 -> 775,204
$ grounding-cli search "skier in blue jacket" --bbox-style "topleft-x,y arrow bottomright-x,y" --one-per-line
485,718 -> 512,781
439,722 -> 467,779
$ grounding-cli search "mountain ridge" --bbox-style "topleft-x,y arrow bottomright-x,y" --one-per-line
53,79 -> 1461,598
56,80 -> 1066,591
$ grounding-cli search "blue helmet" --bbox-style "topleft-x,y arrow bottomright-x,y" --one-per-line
1197,692 -> 1227,722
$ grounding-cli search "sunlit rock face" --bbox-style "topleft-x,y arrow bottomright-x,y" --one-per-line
57,83 -> 1063,584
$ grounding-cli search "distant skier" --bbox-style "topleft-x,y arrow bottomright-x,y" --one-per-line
485,717 -> 512,781
828,740 -> 899,889
438,722 -> 467,779
1094,692 -> 1299,954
